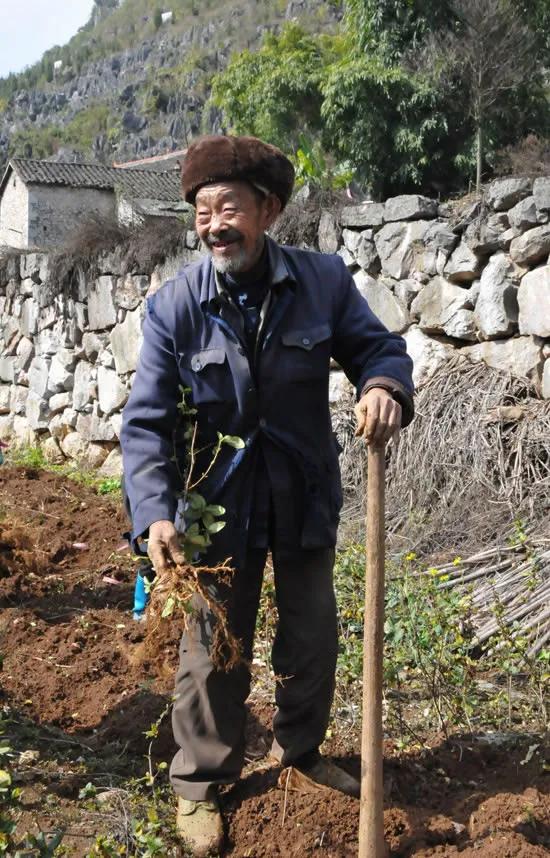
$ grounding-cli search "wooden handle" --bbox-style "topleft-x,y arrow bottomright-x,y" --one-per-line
358,444 -> 388,858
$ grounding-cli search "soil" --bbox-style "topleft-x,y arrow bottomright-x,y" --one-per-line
0,466 -> 548,856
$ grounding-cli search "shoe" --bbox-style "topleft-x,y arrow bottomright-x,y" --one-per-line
299,757 -> 360,798
176,795 -> 224,856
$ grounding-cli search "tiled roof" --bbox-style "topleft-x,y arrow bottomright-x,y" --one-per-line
2,158 -> 182,202
10,158 -> 116,190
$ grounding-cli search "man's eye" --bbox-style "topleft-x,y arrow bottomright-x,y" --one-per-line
223,208 -> 237,215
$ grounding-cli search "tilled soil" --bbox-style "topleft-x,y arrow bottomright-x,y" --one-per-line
0,466 -> 548,856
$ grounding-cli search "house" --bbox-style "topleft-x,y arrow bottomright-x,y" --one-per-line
0,158 -> 185,249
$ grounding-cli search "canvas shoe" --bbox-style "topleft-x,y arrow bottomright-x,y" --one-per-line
176,794 -> 224,856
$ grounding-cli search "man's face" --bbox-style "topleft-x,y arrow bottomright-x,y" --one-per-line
194,180 -> 281,274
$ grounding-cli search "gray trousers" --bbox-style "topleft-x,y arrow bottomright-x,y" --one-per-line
169,545 -> 338,800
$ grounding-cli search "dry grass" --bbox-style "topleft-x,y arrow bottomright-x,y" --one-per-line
335,355 -> 550,557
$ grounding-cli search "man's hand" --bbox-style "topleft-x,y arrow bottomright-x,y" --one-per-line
148,520 -> 185,574
354,387 -> 402,447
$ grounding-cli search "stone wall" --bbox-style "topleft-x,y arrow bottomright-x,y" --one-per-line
27,185 -> 116,248
0,174 -> 549,476
0,171 -> 28,248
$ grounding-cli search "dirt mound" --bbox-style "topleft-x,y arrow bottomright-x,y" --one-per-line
0,467 -> 548,856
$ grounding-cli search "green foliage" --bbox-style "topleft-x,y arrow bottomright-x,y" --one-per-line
153,8 -> 163,30
345,0 -> 456,58
333,545 -> 548,741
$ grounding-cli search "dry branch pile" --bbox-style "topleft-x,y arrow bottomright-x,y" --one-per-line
333,355 -> 550,649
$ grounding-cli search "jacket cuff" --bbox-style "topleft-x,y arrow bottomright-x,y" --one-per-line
360,376 -> 415,428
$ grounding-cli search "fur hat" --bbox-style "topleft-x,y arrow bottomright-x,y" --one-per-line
181,135 -> 295,209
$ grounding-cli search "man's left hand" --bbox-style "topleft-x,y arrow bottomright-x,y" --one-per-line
354,387 -> 402,447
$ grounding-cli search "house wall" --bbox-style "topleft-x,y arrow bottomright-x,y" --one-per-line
0,172 -> 29,248
27,185 -> 116,248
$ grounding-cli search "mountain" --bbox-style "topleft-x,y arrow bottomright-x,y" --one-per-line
0,0 -> 341,169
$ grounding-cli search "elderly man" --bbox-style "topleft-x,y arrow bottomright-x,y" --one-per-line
121,135 -> 414,855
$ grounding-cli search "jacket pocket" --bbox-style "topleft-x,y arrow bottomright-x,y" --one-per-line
279,323 -> 331,382
281,323 -> 331,351
178,348 -> 227,403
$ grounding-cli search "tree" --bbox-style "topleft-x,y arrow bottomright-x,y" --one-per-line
417,0 -> 540,192
154,8 -> 163,30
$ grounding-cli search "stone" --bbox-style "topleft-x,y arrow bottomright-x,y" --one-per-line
353,271 -> 409,333
73,361 -> 94,411
394,279 -> 421,308
507,196 -> 539,232
318,211 -> 341,254
37,305 -> 56,332
410,276 -> 471,334
12,416 -> 38,448
465,213 -> 507,255
186,230 -> 199,249
342,229 -> 362,254
384,195 -> 437,222
110,412 -> 123,438
444,242 -> 482,283
98,350 -> 115,369
517,265 -> 550,337
110,307 -> 143,374
474,253 -> 519,339
98,448 -> 123,478
0,357 -> 14,384
404,326 -> 454,388
41,436 -> 65,465
49,392 -> 72,414
84,443 -> 110,469
20,252 -> 48,284
47,356 -> 74,394
542,359 -> 550,399
19,278 -> 34,298
0,415 -> 13,441
55,349 -> 78,370
20,298 -> 38,337
9,385 -> 28,415
337,247 -> 355,268
76,412 -> 116,442
356,235 -> 379,273
61,407 -> 78,429
533,176 -> 550,212
510,224 -> 550,267
461,337 -> 542,380
329,371 -> 352,404
26,391 -> 50,430
28,356 -> 50,397
485,177 -> 532,211
88,276 -> 117,330
114,274 -> 149,310
340,202 -> 385,228
442,309 -> 477,341
60,431 -> 88,461
374,220 -> 431,279
0,385 -> 10,414
74,302 -> 87,329
97,367 -> 128,416
82,332 -> 109,363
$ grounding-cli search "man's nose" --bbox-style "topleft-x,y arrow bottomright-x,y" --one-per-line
209,214 -> 226,235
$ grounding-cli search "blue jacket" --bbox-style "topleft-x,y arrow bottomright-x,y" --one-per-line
121,237 -> 414,562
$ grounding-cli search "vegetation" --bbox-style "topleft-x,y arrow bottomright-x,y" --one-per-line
212,0 -> 550,196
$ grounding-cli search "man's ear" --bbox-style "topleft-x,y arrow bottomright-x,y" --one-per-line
263,193 -> 282,229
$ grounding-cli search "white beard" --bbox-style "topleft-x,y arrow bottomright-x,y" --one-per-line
202,234 -> 265,275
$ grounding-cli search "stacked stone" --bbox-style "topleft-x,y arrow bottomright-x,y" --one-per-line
320,177 -> 550,397
0,248 -> 198,473
1,177 -> 549,469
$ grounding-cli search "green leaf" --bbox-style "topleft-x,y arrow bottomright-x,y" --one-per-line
207,521 -> 226,534
188,493 -> 207,511
222,435 -> 245,449
161,596 -> 176,618
205,504 -> 226,516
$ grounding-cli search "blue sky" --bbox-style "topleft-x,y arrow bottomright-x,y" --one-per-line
0,0 -> 95,78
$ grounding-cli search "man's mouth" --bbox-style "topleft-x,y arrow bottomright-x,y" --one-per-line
207,231 -> 243,251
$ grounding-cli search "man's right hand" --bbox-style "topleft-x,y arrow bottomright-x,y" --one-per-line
148,520 -> 185,574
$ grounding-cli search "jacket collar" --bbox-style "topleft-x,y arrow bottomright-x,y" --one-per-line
199,234 -> 295,310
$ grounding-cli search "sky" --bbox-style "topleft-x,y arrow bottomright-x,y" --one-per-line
0,0 -> 95,78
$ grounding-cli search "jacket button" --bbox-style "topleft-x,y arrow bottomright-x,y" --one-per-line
192,359 -> 202,370
259,418 -> 267,429
302,337 -> 311,346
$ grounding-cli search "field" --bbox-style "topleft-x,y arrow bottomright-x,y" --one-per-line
0,463 -> 548,856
